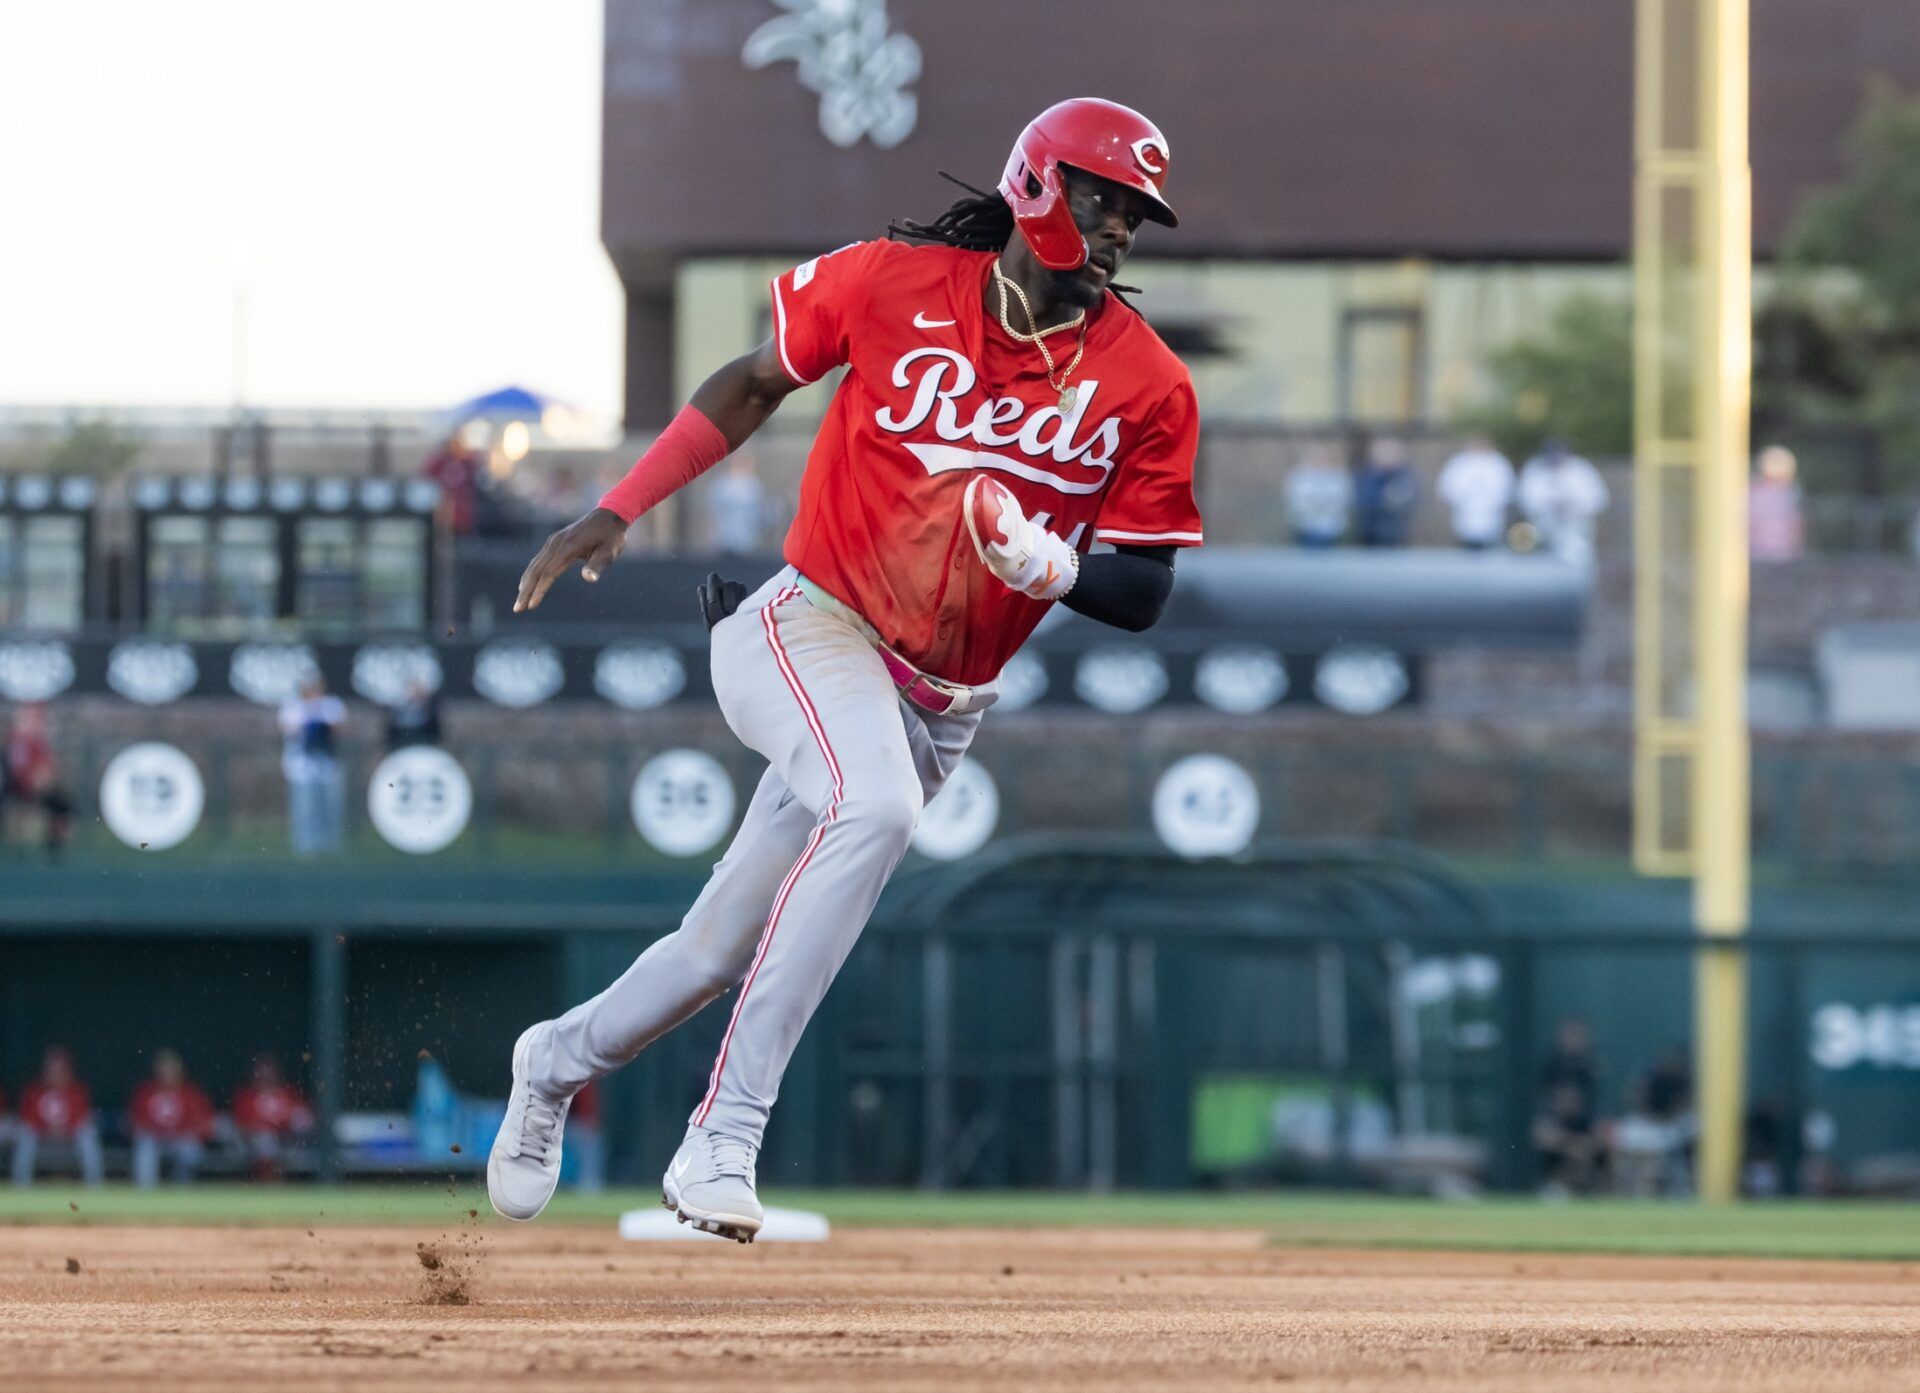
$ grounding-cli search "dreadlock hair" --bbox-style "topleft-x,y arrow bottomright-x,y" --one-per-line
887,171 -> 1143,299
886,172 -> 1014,251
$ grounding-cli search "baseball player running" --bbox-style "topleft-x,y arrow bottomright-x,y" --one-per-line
489,98 -> 1202,1239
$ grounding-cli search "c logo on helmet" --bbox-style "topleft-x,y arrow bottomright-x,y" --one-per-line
1130,136 -> 1168,177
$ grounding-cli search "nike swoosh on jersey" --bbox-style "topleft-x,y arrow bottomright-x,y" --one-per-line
912,311 -> 957,328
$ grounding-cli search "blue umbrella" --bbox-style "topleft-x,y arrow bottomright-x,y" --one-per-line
446,385 -> 554,422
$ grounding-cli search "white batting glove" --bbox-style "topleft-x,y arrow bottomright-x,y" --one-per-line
963,474 -> 1079,601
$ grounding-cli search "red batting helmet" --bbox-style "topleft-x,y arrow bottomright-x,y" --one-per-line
999,98 -> 1178,272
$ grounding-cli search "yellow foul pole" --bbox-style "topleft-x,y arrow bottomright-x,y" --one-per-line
1633,0 -> 1751,1201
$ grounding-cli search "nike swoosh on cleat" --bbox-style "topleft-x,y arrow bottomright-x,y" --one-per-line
913,311 -> 957,328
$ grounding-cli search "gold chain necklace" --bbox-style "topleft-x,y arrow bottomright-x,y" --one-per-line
992,260 -> 1088,412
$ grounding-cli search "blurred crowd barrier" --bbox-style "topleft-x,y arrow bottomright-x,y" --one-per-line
7,715 -> 1920,874
2,410 -> 1917,565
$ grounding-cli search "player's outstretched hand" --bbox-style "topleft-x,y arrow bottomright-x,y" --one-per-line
514,507 -> 631,613
962,474 -> 1078,601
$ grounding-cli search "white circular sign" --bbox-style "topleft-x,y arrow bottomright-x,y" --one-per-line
1195,645 -> 1289,714
1313,645 -> 1410,716
912,759 -> 1000,861
1073,647 -> 1169,714
312,478 -> 353,511
107,641 -> 199,705
632,750 -> 736,857
177,477 -> 217,510
0,640 -> 75,701
230,642 -> 317,705
100,743 -> 205,851
1152,754 -> 1260,860
367,747 -> 473,854
994,651 -> 1049,712
352,643 -> 443,707
595,642 -> 687,710
473,641 -> 565,708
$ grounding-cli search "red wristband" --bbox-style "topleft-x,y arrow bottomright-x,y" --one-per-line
598,404 -> 731,524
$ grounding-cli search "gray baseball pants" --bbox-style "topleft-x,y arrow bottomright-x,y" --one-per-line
526,567 -> 988,1146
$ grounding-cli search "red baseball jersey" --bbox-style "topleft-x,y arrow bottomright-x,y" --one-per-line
19,1081 -> 91,1137
129,1081 -> 217,1140
232,1083 -> 314,1136
771,239 -> 1202,686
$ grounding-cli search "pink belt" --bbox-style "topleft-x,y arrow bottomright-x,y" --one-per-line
794,573 -> 988,716
874,644 -> 979,715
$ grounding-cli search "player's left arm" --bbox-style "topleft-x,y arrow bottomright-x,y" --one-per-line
965,476 -> 1176,631
968,370 -> 1199,630
1061,545 -> 1175,631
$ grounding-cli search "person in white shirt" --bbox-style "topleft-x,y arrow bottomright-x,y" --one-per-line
278,674 -> 347,855
1518,439 -> 1610,565
1285,443 -> 1352,548
706,455 -> 771,554
1436,433 -> 1516,550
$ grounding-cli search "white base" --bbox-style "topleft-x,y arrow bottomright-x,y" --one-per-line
618,1205 -> 830,1243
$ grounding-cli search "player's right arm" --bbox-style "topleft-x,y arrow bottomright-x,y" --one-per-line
513,339 -> 805,613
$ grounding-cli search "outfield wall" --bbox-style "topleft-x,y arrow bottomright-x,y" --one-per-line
4,849 -> 1918,1195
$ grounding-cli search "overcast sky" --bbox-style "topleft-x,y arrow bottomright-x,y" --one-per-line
0,1 -> 623,422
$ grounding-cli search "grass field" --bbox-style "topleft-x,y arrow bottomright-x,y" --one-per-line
2,1182 -> 1916,1260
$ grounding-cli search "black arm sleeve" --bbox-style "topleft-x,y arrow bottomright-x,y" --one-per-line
1059,544 -> 1176,632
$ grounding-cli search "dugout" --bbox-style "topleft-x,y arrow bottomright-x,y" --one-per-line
5,847 -> 1918,1192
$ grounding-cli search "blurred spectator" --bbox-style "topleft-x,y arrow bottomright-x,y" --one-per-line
1610,1080 -> 1675,1196
570,1080 -> 605,1192
1616,1046 -> 1696,1197
533,463 -> 590,522
1518,439 -> 1609,564
230,1053 -> 315,1181
1749,444 -> 1805,562
384,677 -> 442,751
1436,433 -> 1516,550
1284,444 -> 1352,548
707,455 -> 770,554
1532,1081 -> 1605,1197
1533,1018 -> 1605,1196
278,674 -> 346,855
1800,1109 -> 1840,1196
1539,1017 -> 1600,1111
1354,436 -> 1418,547
129,1049 -> 217,1188
1644,1045 -> 1692,1123
1743,1097 -> 1785,1198
422,433 -> 482,537
11,1046 -> 103,1187
2,702 -> 74,858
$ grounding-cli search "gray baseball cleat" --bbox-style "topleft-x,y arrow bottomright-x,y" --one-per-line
487,1025 -> 572,1222
661,1125 -> 764,1243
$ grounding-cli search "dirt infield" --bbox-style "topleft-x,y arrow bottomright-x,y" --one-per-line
3,1223 -> 1918,1392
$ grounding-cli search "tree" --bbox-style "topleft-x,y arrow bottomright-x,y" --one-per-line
1460,294 -> 1634,462
1776,80 -> 1920,487
45,418 -> 141,476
